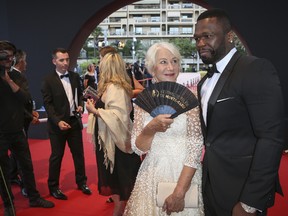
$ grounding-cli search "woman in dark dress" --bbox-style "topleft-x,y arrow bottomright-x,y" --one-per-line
85,52 -> 141,216
83,63 -> 97,90
94,99 -> 141,198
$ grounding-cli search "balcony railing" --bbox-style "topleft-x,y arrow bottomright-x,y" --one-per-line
98,30 -> 193,37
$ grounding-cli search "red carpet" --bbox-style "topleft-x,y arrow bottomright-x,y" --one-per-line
2,114 -> 288,216
4,114 -> 114,216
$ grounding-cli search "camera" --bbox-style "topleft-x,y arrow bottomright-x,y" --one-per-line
0,51 -> 9,77
0,65 -> 5,77
0,51 -> 9,61
73,110 -> 82,119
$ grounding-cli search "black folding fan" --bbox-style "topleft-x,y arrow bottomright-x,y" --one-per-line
134,81 -> 199,118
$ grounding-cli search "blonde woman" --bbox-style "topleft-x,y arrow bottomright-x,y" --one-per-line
85,52 -> 141,216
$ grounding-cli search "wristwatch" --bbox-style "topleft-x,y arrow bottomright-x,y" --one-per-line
240,202 -> 257,213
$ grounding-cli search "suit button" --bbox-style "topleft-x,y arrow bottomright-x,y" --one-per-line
206,142 -> 210,147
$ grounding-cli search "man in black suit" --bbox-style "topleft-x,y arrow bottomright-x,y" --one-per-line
9,49 -> 39,198
0,41 -> 54,216
41,48 -> 91,200
195,9 -> 285,216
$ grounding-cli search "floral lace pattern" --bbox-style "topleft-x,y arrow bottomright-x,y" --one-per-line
124,105 -> 204,216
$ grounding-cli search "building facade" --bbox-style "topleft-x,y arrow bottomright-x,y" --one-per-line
94,0 -> 206,70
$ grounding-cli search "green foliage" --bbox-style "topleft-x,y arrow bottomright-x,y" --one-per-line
185,67 -> 194,72
81,27 -> 104,58
121,39 -> 133,56
78,58 -> 98,76
169,38 -> 196,58
91,27 -> 103,39
121,39 -> 144,60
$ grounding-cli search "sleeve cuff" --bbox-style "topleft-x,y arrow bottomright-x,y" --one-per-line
240,202 -> 257,213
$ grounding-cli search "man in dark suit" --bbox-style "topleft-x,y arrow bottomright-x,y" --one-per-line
195,9 -> 285,216
9,49 -> 39,198
41,48 -> 91,200
0,41 -> 54,216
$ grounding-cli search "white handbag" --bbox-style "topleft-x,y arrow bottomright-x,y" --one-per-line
156,182 -> 198,208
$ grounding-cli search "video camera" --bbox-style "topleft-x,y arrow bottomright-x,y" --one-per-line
0,51 -> 8,77
0,51 -> 9,61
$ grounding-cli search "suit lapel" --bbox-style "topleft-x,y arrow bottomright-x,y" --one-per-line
197,76 -> 208,136
206,52 -> 242,125
54,71 -> 73,106
54,71 -> 65,88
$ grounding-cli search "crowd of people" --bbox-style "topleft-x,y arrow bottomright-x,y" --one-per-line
0,8 -> 285,216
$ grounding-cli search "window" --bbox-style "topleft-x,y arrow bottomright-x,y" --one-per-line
182,27 -> 192,34
169,27 -> 179,35
135,27 -> 143,35
151,16 -> 160,22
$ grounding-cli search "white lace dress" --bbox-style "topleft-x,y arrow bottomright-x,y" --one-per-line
123,105 -> 204,216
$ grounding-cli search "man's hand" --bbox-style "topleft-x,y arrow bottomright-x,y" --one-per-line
58,120 -> 71,130
232,202 -> 257,216
31,111 -> 40,124
1,70 -> 19,92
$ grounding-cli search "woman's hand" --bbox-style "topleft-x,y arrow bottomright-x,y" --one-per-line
135,114 -> 174,152
162,193 -> 185,215
148,114 -> 173,132
76,106 -> 83,113
85,98 -> 96,113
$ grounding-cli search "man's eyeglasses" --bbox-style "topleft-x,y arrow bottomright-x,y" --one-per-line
192,33 -> 215,43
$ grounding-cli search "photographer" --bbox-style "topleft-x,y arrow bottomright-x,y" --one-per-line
9,49 -> 40,198
41,48 -> 91,201
0,41 -> 54,216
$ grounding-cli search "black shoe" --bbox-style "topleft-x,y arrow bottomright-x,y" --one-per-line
4,206 -> 15,216
10,178 -> 22,186
21,187 -> 28,197
50,189 -> 68,200
77,184 -> 92,195
30,197 -> 55,208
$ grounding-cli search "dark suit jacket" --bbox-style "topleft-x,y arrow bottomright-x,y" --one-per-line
9,69 -> 34,127
197,51 -> 285,211
41,70 -> 84,133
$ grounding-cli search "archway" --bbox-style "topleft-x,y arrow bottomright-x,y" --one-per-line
68,0 -> 249,70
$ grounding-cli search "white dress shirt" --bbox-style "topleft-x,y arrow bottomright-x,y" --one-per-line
56,71 -> 75,116
200,48 -> 237,125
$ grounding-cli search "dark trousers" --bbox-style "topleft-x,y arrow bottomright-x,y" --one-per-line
203,178 -> 267,216
9,152 -> 23,182
9,122 -> 29,183
48,117 -> 87,190
0,131 -> 40,207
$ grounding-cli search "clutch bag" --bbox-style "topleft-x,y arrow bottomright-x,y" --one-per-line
83,86 -> 99,102
156,182 -> 198,208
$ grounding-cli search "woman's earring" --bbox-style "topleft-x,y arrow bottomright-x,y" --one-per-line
152,77 -> 157,84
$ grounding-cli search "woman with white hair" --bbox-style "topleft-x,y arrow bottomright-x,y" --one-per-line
123,42 -> 204,216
